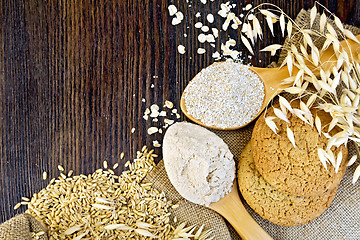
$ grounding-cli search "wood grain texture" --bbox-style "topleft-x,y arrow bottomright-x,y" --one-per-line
0,0 -> 358,222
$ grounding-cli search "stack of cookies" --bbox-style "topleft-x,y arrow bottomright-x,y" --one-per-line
238,100 -> 348,226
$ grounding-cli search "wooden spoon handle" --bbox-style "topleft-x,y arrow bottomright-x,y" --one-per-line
209,182 -> 273,240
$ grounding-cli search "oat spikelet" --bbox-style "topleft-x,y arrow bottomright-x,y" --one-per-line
306,94 -> 317,108
294,109 -> 310,125
286,53 -> 293,76
64,225 -> 82,235
327,23 -> 337,38
311,47 -> 319,66
310,5 -> 317,27
273,107 -> 289,123
320,12 -> 327,33
344,29 -> 360,44
318,148 -> 329,170
253,17 -> 262,39
266,15 -> 274,36
334,16 -> 344,33
104,224 -> 133,231
279,96 -> 294,114
265,117 -> 278,134
352,164 -> 360,184
285,86 -> 304,94
246,22 -> 254,45
286,126 -> 296,148
194,224 -> 205,238
287,21 -> 293,39
315,115 -> 322,135
241,35 -> 254,54
335,151 -> 343,173
348,155 -> 358,166
303,32 -> 314,48
259,9 -> 277,18
260,44 -> 282,56
280,14 -> 285,36
318,79 -> 336,94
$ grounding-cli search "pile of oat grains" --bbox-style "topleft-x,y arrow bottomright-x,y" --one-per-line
17,146 -> 212,240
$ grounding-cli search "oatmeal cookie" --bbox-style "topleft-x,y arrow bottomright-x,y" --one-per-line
238,143 -> 337,226
252,100 -> 347,197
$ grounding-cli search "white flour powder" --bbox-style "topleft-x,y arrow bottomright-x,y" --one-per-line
163,122 -> 235,206
184,61 -> 265,128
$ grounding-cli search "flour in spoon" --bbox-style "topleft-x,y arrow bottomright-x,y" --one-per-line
184,61 -> 265,128
163,122 -> 235,206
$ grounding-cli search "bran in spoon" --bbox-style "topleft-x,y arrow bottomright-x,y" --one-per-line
183,61 -> 265,129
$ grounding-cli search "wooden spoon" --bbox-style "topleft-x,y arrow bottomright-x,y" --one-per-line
180,35 -> 360,130
209,179 -> 273,240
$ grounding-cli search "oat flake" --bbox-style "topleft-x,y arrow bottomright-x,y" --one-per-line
197,48 -> 206,54
184,61 -> 264,128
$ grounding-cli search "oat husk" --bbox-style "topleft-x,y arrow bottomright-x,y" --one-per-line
1,9 -> 360,240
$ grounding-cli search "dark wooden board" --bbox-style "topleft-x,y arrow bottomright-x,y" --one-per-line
0,0 -> 359,222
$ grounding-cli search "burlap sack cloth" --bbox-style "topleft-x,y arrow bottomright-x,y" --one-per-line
2,9 -> 360,240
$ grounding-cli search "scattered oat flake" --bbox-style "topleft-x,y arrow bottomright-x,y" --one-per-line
151,84 -> 154,88
245,4 -> 252,11
212,51 -> 220,59
168,5 -> 177,16
231,23 -> 238,29
150,104 -> 159,111
212,28 -> 219,38
153,140 -> 161,147
165,100 -> 174,109
201,26 -> 209,32
147,127 -> 158,135
153,118 -> 158,122
142,98 -> 145,102
172,18 -> 181,25
207,14 -> 214,23
175,11 -> 183,21
159,111 -> 167,116
198,34 -> 206,43
164,119 -> 175,125
131,128 -> 135,133
195,22 -> 203,28
206,34 -> 215,43
200,0 -> 206,4
195,12 -> 201,17
158,129 -> 163,134
197,48 -> 206,54
178,45 -> 185,54
58,165 -> 64,171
